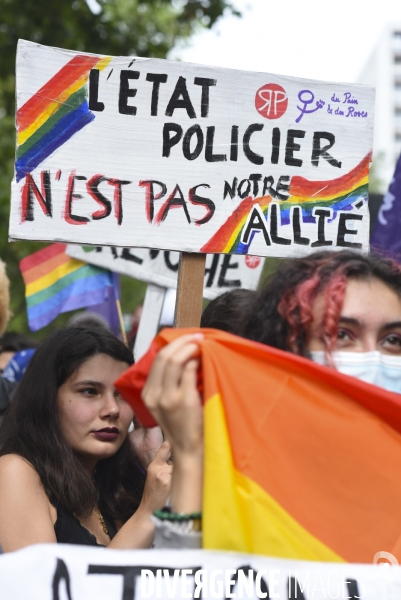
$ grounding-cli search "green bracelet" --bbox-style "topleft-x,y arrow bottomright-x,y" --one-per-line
153,509 -> 202,522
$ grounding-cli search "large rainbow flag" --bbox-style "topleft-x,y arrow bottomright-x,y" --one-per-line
116,328 -> 401,563
20,243 -> 114,331
16,53 -> 111,182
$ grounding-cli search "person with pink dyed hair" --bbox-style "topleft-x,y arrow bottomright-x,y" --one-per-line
242,250 -> 401,391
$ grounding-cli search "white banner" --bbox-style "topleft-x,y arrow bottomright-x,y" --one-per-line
66,245 -> 264,300
0,545 -> 400,600
10,41 -> 374,257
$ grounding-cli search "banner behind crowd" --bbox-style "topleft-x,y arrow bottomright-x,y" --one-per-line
66,245 -> 264,300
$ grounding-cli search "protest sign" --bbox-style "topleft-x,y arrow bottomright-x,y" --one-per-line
0,544 -> 399,600
66,245 -> 264,301
10,40 -> 374,257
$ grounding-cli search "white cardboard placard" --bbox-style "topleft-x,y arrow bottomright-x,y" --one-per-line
10,40 -> 374,257
0,544 -> 399,600
66,245 -> 265,301
134,283 -> 167,360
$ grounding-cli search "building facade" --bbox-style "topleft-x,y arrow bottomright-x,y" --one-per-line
357,24 -> 401,190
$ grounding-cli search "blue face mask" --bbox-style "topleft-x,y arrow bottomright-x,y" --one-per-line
310,351 -> 401,394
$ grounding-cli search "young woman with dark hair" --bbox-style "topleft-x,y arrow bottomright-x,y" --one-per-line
139,250 -> 401,547
0,327 -> 171,552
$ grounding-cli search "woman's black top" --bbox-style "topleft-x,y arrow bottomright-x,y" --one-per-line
54,504 -> 117,546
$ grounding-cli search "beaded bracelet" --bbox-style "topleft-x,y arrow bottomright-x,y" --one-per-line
154,509 -> 202,521
153,508 -> 202,532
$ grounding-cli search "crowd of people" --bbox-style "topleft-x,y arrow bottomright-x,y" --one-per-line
0,249 -> 400,552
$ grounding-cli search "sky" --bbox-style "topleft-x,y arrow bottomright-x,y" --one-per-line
174,0 -> 401,84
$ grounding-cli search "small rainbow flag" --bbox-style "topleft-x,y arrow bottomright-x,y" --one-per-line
116,328 -> 401,563
16,53 -> 111,182
20,244 -> 114,331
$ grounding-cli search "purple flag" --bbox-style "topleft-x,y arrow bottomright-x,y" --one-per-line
87,273 -> 120,336
371,154 -> 401,259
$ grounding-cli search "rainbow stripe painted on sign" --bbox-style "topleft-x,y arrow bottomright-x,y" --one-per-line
20,243 -> 114,331
15,54 -> 111,182
201,153 -> 370,254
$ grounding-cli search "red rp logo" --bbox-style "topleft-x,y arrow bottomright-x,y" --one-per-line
255,83 -> 288,119
245,255 -> 261,269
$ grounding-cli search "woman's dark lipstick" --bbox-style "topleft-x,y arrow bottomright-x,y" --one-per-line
93,427 -> 119,441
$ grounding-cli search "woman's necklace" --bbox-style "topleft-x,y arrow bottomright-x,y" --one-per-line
94,509 -> 110,537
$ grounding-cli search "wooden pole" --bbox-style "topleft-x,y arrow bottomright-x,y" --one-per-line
115,297 -> 128,347
174,252 -> 206,328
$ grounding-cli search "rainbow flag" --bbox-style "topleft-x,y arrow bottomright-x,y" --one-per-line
20,244 -> 114,331
115,328 -> 401,563
16,53 -> 111,182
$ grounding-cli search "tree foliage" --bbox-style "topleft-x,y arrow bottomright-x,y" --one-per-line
0,0 -> 238,335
